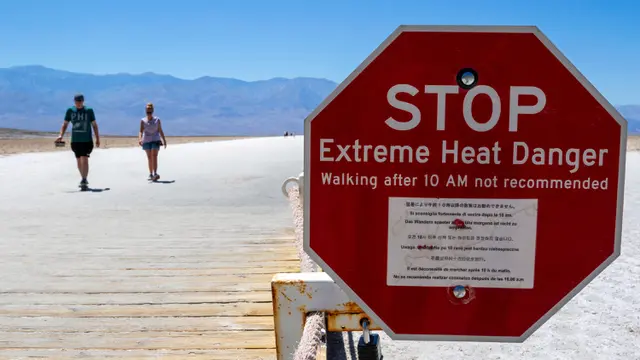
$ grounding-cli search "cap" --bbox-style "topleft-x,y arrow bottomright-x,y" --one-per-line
74,94 -> 84,102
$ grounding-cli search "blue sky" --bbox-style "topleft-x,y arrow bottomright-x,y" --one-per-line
0,0 -> 638,105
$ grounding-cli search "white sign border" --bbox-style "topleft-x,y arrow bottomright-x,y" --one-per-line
303,25 -> 627,342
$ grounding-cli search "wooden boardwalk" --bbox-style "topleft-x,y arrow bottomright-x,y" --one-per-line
0,233 -> 299,359
0,137 -> 307,359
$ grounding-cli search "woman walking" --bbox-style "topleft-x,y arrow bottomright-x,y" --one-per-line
139,103 -> 167,181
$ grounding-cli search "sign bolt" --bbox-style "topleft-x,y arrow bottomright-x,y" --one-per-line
456,68 -> 478,89
452,285 -> 467,299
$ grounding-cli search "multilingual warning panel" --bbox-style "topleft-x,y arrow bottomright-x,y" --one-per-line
387,197 -> 537,288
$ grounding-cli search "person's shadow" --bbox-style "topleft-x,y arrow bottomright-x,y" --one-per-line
64,187 -> 111,193
82,187 -> 111,192
150,180 -> 176,184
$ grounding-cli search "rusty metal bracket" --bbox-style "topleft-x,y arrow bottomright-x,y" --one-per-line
271,272 -> 382,360
326,309 -> 381,333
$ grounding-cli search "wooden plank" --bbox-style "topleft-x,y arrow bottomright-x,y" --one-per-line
0,257 -> 299,267
0,315 -> 275,332
0,273 -> 283,293
0,263 -> 300,280
0,245 -> 299,255
0,280 -> 274,293
0,260 -> 300,271
5,273 -> 276,284
0,235 -> 294,243
0,240 -> 297,249
2,252 -> 300,261
0,349 -> 276,360
0,291 -> 273,305
0,282 -> 271,293
0,302 -> 274,317
34,265 -> 300,277
0,330 -> 276,349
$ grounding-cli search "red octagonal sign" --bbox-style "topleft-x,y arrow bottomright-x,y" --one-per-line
303,25 -> 626,341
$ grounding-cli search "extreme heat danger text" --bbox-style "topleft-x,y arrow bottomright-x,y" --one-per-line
317,84 -> 615,175
319,139 -> 608,174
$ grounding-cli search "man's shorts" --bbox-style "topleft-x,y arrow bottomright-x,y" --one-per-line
142,141 -> 162,151
71,141 -> 94,158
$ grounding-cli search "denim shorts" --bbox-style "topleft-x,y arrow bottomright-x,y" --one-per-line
142,141 -> 162,150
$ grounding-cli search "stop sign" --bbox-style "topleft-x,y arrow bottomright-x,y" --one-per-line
303,25 -> 626,341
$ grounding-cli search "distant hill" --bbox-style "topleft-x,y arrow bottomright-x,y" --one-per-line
0,66 -> 337,136
0,65 -> 638,136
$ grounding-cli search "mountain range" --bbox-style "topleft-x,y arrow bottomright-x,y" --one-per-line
0,65 -> 639,136
0,66 -> 337,136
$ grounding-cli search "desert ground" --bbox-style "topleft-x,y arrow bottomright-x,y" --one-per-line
0,128 -> 256,155
626,135 -> 640,151
0,127 -> 637,155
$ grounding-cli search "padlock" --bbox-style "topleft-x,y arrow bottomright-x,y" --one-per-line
357,318 -> 383,360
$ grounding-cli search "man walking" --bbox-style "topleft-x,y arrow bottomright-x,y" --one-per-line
55,94 -> 100,188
